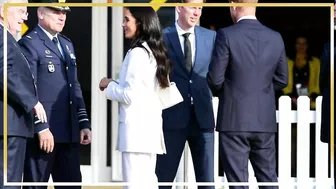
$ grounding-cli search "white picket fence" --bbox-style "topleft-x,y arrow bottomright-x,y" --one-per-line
173,96 -> 333,189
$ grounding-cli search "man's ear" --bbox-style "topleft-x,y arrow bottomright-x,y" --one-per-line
0,7 -> 4,20
37,8 -> 44,19
230,1 -> 236,11
176,6 -> 182,13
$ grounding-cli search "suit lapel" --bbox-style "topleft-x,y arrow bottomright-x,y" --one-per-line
167,26 -> 189,74
35,26 -> 64,60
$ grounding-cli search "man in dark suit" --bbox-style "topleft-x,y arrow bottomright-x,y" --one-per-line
0,0 -> 47,188
18,0 -> 91,188
319,6 -> 334,185
155,0 -> 216,188
320,39 -> 334,189
207,0 -> 288,188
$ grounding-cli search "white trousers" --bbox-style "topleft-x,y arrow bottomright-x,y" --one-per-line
122,152 -> 158,189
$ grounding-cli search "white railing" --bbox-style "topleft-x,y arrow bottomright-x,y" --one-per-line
174,96 -> 333,189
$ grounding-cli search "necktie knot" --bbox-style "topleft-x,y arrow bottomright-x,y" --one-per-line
52,37 -> 59,45
182,33 -> 191,39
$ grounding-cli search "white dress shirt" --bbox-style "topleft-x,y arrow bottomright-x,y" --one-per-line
175,21 -> 196,65
237,15 -> 257,23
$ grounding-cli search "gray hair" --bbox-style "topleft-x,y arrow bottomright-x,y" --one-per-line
0,0 -> 28,7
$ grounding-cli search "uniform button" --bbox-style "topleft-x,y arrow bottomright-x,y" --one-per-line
66,67 -> 69,70
69,84 -> 72,87
70,101 -> 72,104
189,80 -> 193,83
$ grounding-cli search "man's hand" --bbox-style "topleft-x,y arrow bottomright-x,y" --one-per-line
99,77 -> 112,91
34,101 -> 47,123
80,128 -> 91,145
38,129 -> 54,153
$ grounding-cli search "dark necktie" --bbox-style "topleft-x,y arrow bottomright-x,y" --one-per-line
52,36 -> 59,46
52,37 -> 63,57
182,33 -> 192,72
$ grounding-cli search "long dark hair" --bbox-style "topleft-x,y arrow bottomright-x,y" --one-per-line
126,7 -> 171,88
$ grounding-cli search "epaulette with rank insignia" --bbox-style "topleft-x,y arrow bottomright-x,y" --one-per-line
25,30 -> 38,39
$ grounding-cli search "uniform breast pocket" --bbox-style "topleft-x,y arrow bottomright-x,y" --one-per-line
39,57 -> 62,76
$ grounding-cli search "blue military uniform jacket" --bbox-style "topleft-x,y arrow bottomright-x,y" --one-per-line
18,25 -> 90,143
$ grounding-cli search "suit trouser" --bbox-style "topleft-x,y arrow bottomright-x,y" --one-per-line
219,132 -> 278,189
0,136 -> 27,189
23,141 -> 82,189
122,152 -> 158,189
156,108 -> 215,189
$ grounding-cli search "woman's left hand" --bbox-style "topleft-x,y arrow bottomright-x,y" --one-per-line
99,77 -> 112,91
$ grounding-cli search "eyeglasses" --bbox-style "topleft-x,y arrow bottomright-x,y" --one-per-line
8,7 -> 29,17
17,8 -> 29,17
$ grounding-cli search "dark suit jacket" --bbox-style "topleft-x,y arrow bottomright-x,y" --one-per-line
0,25 -> 38,138
162,25 -> 216,130
18,25 -> 90,143
320,41 -> 333,144
207,19 -> 288,132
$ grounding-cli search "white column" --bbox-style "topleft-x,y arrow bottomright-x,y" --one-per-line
111,0 -> 124,181
91,0 -> 108,183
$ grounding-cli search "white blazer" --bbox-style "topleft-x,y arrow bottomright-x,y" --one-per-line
105,42 -> 166,154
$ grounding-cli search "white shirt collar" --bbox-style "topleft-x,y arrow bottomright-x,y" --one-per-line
175,21 -> 195,36
237,15 -> 257,23
38,24 -> 58,40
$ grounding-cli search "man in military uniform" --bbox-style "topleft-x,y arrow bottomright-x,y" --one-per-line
18,0 -> 91,188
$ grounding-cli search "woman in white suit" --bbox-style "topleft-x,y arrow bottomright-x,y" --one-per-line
99,7 -> 171,189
